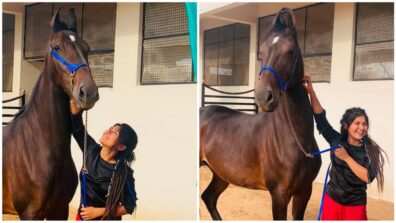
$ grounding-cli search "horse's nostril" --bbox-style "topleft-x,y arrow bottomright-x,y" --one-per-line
266,91 -> 273,103
79,86 -> 86,100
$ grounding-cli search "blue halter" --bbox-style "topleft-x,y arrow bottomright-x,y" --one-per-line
50,48 -> 88,75
258,47 -> 300,92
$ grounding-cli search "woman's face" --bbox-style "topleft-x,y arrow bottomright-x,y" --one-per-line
347,115 -> 368,143
100,125 -> 121,148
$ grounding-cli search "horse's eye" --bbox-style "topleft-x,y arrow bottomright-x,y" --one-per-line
52,45 -> 60,51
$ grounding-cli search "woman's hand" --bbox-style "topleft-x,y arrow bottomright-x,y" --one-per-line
70,100 -> 81,115
80,206 -> 105,220
335,146 -> 370,183
303,75 -> 314,94
334,146 -> 352,162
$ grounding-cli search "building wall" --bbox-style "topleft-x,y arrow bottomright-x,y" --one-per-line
6,3 -> 197,220
199,3 -> 394,202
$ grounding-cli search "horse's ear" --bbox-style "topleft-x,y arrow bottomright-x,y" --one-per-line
68,8 -> 77,33
50,8 -> 68,32
272,8 -> 296,30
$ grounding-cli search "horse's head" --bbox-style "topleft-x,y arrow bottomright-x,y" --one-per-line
47,8 -> 99,110
255,8 -> 302,112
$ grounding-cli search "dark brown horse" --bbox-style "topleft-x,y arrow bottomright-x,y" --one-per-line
3,9 -> 99,219
200,8 -> 321,220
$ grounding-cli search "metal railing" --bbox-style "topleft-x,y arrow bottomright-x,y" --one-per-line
201,83 -> 258,114
2,91 -> 26,125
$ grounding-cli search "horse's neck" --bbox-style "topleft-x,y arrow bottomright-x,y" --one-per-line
27,69 -> 71,135
282,85 -> 313,120
275,85 -> 314,136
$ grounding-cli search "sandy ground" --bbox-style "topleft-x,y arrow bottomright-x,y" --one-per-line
3,209 -> 77,220
199,166 -> 394,220
3,166 -> 393,220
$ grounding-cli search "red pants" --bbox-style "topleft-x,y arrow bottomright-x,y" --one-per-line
321,194 -> 368,220
76,213 -> 82,221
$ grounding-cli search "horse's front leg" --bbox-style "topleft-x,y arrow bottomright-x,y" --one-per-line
292,183 -> 313,220
270,189 -> 292,220
18,206 -> 45,220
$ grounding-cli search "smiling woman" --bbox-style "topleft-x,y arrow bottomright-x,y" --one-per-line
70,100 -> 138,220
303,75 -> 387,220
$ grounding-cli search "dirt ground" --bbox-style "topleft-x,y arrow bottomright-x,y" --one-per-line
200,166 -> 394,220
3,166 -> 393,220
3,209 -> 77,220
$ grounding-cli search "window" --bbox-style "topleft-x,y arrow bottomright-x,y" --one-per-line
141,3 -> 194,84
204,23 -> 250,86
353,3 -> 394,80
258,3 -> 334,82
3,13 -> 15,92
24,3 -> 116,87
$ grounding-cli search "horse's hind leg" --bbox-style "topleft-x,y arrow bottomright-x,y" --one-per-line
270,189 -> 292,220
292,183 -> 312,220
201,171 -> 229,220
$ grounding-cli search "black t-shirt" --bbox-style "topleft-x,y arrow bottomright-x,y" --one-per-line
71,114 -> 137,220
314,110 -> 376,206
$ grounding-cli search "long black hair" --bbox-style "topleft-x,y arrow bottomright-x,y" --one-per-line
102,123 -> 138,220
340,107 -> 387,192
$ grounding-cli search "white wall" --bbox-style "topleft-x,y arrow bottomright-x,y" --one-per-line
199,3 -> 394,202
314,3 -> 394,202
66,3 -> 198,220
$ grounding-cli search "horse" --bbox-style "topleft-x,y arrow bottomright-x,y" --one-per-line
200,8 -> 321,220
3,8 -> 99,220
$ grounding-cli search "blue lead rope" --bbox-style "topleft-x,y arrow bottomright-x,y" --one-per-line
308,145 -> 340,221
82,171 -> 87,208
309,145 -> 340,156
317,163 -> 332,220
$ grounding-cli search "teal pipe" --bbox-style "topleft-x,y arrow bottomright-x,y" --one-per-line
185,2 -> 197,82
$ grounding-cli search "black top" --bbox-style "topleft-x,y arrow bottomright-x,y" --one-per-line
71,114 -> 137,220
314,110 -> 376,206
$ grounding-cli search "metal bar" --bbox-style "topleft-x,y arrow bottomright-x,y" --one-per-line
143,32 -> 190,41
205,95 -> 254,99
201,82 -> 205,107
355,39 -> 393,46
204,102 -> 256,106
303,52 -> 332,58
236,109 -> 257,112
21,91 -> 26,106
140,81 -> 196,85
3,114 -> 16,117
204,84 -> 254,95
2,106 -> 22,109
2,95 -> 25,103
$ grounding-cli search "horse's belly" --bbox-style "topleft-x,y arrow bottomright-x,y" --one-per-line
205,155 -> 268,190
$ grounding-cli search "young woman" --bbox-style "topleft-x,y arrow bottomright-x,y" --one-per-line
70,100 -> 138,220
303,75 -> 386,220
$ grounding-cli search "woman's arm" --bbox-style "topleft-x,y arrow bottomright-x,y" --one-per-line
70,100 -> 98,151
335,146 -> 369,183
303,75 -> 341,146
303,75 -> 324,114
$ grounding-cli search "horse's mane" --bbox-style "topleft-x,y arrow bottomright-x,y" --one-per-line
11,74 -> 43,122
